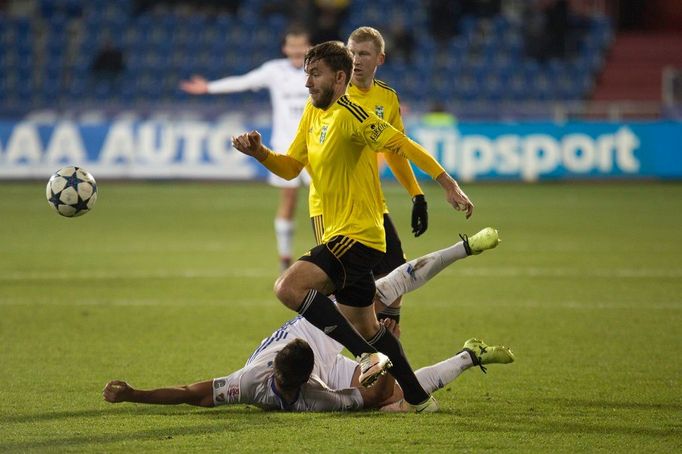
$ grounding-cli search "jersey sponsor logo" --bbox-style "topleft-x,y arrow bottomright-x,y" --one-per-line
369,122 -> 389,142
319,125 -> 329,144
227,385 -> 240,400
375,105 -> 384,119
413,125 -> 642,181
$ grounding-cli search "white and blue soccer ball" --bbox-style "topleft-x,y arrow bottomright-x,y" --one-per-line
46,166 -> 98,217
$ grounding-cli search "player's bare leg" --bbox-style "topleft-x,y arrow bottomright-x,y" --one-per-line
275,187 -> 298,272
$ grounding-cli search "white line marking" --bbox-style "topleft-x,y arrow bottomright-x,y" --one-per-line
0,269 -> 271,281
1,267 -> 681,281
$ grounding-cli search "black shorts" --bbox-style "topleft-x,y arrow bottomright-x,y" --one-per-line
310,213 -> 406,278
299,235 -> 384,308
373,214 -> 407,277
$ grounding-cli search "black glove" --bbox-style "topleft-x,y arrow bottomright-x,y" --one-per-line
411,194 -> 428,237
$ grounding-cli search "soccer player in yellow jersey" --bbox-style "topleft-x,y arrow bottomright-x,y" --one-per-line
309,26 -> 426,324
232,41 -> 473,412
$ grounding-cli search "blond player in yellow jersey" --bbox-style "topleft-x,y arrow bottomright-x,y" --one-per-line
309,27 -> 426,324
232,42 -> 473,412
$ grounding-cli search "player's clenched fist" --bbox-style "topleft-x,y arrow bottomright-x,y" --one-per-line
103,380 -> 132,403
232,130 -> 264,158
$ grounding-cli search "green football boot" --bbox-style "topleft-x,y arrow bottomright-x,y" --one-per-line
460,227 -> 501,255
463,338 -> 515,373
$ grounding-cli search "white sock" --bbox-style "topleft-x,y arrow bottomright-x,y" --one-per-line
274,218 -> 295,259
375,242 -> 468,307
415,351 -> 473,393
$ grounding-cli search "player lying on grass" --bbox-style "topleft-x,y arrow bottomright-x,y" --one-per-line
104,228 -> 512,412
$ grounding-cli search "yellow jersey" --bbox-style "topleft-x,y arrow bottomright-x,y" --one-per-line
308,79 -> 423,218
287,94 -> 400,251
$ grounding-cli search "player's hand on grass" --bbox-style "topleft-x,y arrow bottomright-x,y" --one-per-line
411,194 -> 428,237
436,172 -> 474,219
103,380 -> 132,403
179,75 -> 209,94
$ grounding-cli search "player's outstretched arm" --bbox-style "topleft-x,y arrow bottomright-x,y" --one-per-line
232,131 -> 304,180
179,75 -> 209,95
103,380 -> 214,407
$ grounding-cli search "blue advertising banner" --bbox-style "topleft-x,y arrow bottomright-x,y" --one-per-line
0,119 -> 680,180
406,121 -> 682,181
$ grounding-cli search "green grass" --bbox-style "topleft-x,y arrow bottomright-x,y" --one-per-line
1,181 -> 681,453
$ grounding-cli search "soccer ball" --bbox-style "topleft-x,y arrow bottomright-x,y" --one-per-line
46,166 -> 98,217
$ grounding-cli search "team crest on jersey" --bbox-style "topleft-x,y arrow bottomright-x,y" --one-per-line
319,125 -> 329,144
375,105 -> 384,119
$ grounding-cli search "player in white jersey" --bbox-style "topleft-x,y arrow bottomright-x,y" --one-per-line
103,229 -> 513,412
180,27 -> 311,272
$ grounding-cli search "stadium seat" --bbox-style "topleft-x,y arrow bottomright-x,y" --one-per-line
0,3 -> 612,116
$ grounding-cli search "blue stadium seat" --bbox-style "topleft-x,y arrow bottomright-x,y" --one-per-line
0,6 -> 612,116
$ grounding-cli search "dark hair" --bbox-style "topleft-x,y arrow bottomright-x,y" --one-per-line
304,41 -> 352,84
273,338 -> 315,391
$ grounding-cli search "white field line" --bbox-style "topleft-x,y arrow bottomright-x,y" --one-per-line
0,269 -> 269,281
1,297 -> 679,310
1,267 -> 681,281
0,297 -> 276,306
440,267 -> 682,278
425,299 -> 682,310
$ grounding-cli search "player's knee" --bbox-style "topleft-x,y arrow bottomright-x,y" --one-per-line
274,274 -> 301,310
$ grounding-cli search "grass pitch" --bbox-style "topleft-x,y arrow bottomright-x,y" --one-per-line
1,181 -> 681,453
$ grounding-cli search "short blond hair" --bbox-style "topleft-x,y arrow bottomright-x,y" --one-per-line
348,26 -> 385,54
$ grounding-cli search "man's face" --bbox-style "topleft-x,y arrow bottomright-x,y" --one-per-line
305,59 -> 338,108
348,39 -> 384,84
283,34 -> 311,69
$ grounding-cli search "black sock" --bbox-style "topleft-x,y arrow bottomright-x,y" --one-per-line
298,290 -> 376,357
368,324 -> 429,405
376,306 -> 401,323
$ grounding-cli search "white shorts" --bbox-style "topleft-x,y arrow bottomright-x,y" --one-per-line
268,168 -> 311,188
325,353 -> 358,390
